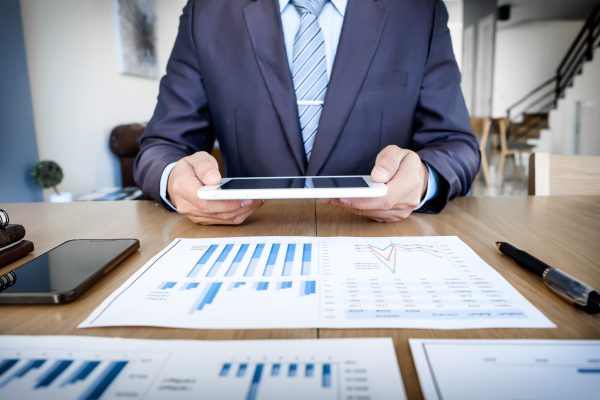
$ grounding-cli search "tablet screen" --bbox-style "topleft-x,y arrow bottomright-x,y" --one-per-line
220,177 -> 369,190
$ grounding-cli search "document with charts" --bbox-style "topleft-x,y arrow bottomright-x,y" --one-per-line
80,236 -> 554,329
410,339 -> 600,400
0,336 -> 404,400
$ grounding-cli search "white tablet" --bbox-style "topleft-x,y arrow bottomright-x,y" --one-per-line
197,176 -> 387,200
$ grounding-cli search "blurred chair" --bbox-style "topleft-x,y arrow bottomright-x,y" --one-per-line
496,118 -> 535,185
470,117 -> 492,186
109,123 -> 146,187
109,123 -> 223,188
528,152 -> 600,195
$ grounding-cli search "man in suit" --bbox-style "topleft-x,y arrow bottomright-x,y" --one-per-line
134,0 -> 480,225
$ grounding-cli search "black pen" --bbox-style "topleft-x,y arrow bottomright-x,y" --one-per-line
496,241 -> 600,314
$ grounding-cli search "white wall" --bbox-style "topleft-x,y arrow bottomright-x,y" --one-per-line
541,46 -> 600,155
492,20 -> 583,118
20,0 -> 186,196
443,0 -> 463,70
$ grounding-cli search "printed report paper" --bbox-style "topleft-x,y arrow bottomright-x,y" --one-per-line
410,339 -> 600,400
0,336 -> 404,400
80,236 -> 554,329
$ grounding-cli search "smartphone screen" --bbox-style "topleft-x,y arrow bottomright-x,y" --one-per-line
220,177 -> 369,190
0,239 -> 139,303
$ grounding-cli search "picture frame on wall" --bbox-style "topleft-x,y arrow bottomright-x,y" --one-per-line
114,0 -> 158,79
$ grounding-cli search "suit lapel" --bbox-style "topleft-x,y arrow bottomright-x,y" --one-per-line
244,0 -> 306,173
306,0 -> 388,176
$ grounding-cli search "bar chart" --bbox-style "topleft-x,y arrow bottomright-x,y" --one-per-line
0,348 -> 167,399
215,361 -> 337,400
1,336 -> 405,400
186,242 -> 314,279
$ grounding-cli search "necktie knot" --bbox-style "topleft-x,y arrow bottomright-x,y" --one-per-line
291,0 -> 326,17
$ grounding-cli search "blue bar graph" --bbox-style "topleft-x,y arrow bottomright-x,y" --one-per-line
288,364 -> 297,377
301,244 -> 312,275
187,241 -> 314,281
62,361 -> 100,386
0,359 -> 18,378
236,364 -> 248,377
322,364 -> 331,388
188,244 -> 218,277
79,361 -> 128,400
226,244 -> 249,277
0,359 -> 45,388
220,363 -> 231,377
188,279 -> 315,310
300,280 -> 317,296
271,363 -> 281,376
219,362 -> 335,397
282,244 -> 296,276
160,282 -> 176,290
182,282 -> 199,290
0,356 -> 191,400
263,244 -> 280,277
246,364 -> 264,400
578,368 -> 600,373
35,360 -> 73,388
244,244 -> 265,277
305,364 -> 314,377
192,282 -> 223,311
278,281 -> 293,290
207,244 -> 234,277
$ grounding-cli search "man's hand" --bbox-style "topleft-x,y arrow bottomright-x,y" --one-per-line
167,152 -> 264,225
326,145 -> 429,222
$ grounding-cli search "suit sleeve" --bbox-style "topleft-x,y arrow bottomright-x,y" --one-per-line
133,0 -> 215,202
412,0 -> 480,213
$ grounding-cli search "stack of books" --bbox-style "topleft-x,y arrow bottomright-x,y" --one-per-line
0,209 -> 34,268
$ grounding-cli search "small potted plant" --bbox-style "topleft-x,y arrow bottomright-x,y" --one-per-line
30,160 -> 73,202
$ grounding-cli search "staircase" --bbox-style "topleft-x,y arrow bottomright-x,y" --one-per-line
504,5 -> 600,145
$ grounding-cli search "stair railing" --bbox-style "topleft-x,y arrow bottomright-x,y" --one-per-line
506,5 -> 600,123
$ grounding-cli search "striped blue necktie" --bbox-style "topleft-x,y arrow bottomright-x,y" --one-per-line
291,0 -> 328,162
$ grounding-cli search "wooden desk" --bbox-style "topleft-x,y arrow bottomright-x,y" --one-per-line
0,200 -> 317,341
316,196 -> 600,399
1,197 -> 599,399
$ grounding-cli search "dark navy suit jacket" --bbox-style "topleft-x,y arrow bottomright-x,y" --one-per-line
134,0 -> 480,212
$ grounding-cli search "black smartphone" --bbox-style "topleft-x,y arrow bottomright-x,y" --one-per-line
0,239 -> 139,304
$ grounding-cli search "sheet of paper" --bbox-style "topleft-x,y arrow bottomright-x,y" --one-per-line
80,236 -> 554,329
0,336 -> 404,400
410,339 -> 600,400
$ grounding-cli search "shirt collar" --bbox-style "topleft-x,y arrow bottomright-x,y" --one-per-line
278,0 -> 347,16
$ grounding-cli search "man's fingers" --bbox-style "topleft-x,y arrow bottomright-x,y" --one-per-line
371,145 -> 409,183
202,200 -> 263,221
332,196 -> 391,212
187,152 -> 221,186
178,197 -> 264,225
188,203 -> 263,225
167,152 -> 268,225
170,168 -> 204,209
169,151 -> 226,209
197,199 -> 251,214
329,148 -> 425,219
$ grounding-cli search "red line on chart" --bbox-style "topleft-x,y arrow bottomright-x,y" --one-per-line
355,243 -> 443,273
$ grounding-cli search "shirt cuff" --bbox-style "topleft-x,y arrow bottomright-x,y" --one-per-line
416,163 -> 439,210
159,162 -> 178,211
